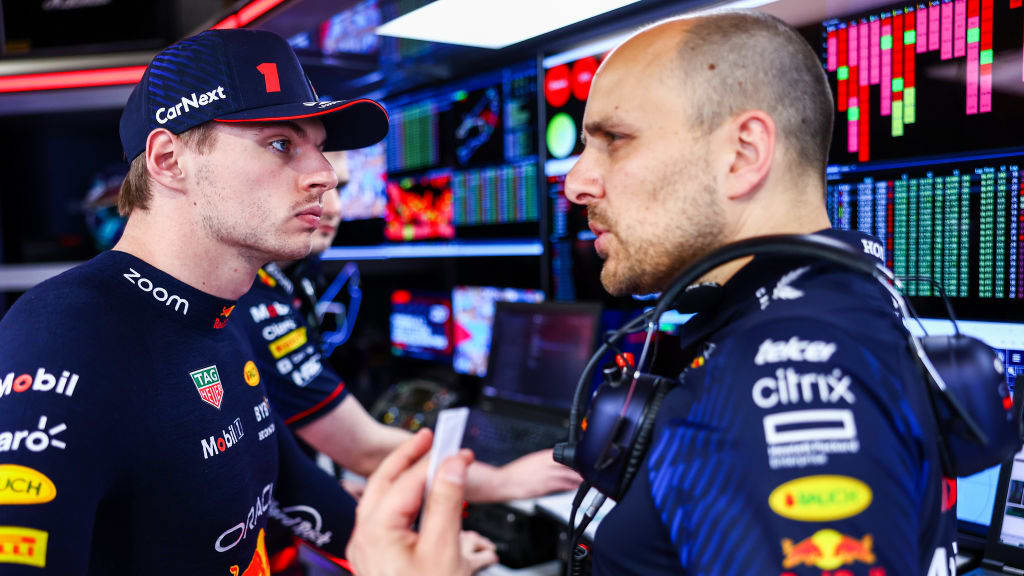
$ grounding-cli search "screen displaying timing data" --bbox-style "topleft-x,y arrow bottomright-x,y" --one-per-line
389,290 -> 453,362
382,60 -> 540,240
906,318 -> 1024,532
809,1 -> 1024,322
451,286 -> 545,377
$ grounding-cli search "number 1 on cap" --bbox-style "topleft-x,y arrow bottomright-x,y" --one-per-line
257,63 -> 281,93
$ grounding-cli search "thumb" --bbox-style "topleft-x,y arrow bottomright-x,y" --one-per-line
417,450 -> 472,560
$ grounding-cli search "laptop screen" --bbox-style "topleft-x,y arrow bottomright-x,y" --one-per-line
999,449 -> 1024,548
483,301 -> 601,411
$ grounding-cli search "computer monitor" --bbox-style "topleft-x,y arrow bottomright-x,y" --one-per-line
452,286 -> 545,377
339,141 -> 386,222
383,60 -> 541,241
389,290 -> 453,362
384,172 -> 454,241
906,317 -> 1024,537
805,1 -> 1024,324
483,301 -> 601,411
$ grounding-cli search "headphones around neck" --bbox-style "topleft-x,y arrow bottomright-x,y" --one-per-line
553,233 -> 1023,571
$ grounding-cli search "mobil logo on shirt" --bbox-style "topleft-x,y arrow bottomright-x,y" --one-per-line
0,368 -> 79,401
250,302 -> 290,323
201,417 -> 244,460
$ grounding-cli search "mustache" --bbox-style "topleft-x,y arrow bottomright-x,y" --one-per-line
587,206 -> 611,230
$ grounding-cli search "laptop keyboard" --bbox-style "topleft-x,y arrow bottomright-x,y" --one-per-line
463,410 -> 569,466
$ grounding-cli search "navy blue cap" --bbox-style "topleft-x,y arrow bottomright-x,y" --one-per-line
119,28 -> 389,161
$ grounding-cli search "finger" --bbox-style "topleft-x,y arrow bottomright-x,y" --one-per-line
360,428 -> 432,509
374,449 -> 433,526
464,547 -> 500,573
460,530 -> 496,553
417,450 -> 474,558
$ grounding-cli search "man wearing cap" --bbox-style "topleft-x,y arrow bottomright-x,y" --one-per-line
233,149 -> 580,509
0,28 -> 390,574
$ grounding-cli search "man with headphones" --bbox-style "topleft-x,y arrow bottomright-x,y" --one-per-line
345,10 -> 957,576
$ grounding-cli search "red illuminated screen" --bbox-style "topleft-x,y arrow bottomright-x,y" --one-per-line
385,173 -> 454,241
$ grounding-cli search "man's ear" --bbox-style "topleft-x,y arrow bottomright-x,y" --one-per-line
144,129 -> 187,193
721,110 -> 775,201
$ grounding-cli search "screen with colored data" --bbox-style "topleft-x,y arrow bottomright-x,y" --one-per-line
452,286 -> 545,377
382,60 -> 540,240
385,172 -> 454,241
809,0 -> 1024,321
389,290 -> 453,362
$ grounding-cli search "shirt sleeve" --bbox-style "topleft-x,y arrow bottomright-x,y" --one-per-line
647,317 -> 932,576
0,299 -> 131,574
268,411 -> 356,562
236,296 -> 349,428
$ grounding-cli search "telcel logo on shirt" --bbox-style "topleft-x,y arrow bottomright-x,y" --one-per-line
0,526 -> 48,568
769,475 -> 872,522
0,368 -> 79,400
0,465 -> 57,505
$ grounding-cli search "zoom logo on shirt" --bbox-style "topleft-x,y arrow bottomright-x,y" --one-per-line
124,268 -> 189,316
0,368 -> 79,400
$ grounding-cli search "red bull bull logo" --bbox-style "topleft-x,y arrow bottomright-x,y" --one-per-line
781,528 -> 875,570
229,528 -> 270,576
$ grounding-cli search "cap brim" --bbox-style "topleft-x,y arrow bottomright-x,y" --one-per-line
214,98 -> 389,151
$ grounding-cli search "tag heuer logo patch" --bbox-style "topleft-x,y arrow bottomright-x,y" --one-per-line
189,365 -> 224,409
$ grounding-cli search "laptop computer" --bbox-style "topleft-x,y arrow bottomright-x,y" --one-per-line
461,301 -> 602,466
967,446 -> 1024,575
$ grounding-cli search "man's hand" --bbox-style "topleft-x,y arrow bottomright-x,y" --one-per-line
346,428 -> 478,576
469,449 -> 582,502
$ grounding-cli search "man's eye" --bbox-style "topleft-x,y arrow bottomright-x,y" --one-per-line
270,139 -> 291,153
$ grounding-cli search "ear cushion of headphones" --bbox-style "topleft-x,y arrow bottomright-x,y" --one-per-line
618,379 -> 672,498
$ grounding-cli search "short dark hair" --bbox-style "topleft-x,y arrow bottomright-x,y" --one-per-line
118,122 -> 217,216
671,11 -> 834,175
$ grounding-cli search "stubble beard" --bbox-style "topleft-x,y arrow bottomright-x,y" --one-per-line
599,181 -> 725,297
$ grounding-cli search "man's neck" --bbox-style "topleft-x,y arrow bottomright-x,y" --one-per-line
113,214 -> 258,300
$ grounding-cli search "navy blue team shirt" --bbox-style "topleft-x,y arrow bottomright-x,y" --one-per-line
0,250 -> 357,574
592,229 -> 957,576
233,262 -> 348,429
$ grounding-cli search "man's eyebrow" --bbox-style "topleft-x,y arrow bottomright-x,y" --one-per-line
263,121 -> 326,148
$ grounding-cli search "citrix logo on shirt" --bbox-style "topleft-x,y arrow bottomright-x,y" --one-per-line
0,368 -> 79,400
752,367 -> 854,409
0,416 -> 67,453
154,86 -> 226,125
124,268 -> 189,316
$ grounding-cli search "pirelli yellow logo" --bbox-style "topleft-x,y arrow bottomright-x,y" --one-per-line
269,327 -> 307,359
0,526 -> 47,567
0,465 -> 56,505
